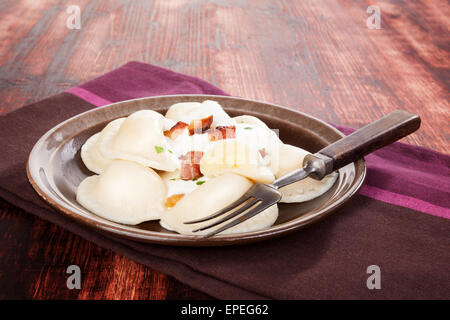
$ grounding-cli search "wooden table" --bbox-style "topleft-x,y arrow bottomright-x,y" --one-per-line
0,0 -> 448,299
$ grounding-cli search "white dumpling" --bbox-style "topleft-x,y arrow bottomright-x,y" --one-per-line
160,173 -> 278,235
233,115 -> 282,174
76,160 -> 166,225
99,110 -> 178,171
200,139 -> 275,183
81,118 -> 125,174
165,100 -> 234,127
234,115 -> 270,130
276,144 -> 338,203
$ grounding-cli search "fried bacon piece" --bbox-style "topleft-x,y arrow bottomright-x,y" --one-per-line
179,151 -> 204,180
165,194 -> 185,208
207,125 -> 236,141
258,148 -> 268,158
164,121 -> 188,139
188,115 -> 213,135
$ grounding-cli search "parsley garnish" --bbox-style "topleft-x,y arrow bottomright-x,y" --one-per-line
154,146 -> 164,153
196,181 -> 206,185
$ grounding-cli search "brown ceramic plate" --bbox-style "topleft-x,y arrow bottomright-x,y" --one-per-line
27,95 -> 366,246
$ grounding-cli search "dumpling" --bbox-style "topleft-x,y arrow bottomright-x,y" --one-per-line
160,173 -> 278,235
76,160 -> 166,224
81,118 -> 125,174
234,115 -> 271,131
276,144 -> 338,203
99,110 -> 178,171
165,100 -> 234,127
233,115 -> 282,174
200,139 -> 275,183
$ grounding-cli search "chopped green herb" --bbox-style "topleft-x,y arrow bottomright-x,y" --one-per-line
168,149 -> 173,154
169,178 -> 178,181
196,181 -> 206,185
154,145 -> 164,153
244,126 -> 253,130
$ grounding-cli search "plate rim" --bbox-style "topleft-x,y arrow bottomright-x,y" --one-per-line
27,94 -> 366,246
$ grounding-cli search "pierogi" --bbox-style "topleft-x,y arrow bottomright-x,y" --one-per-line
165,100 -> 234,127
99,110 -> 179,171
81,118 -> 125,174
76,160 -> 166,225
276,144 -> 338,203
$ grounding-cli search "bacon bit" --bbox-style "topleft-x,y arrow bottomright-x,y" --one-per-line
164,121 -> 188,139
188,115 -> 213,135
207,126 -> 236,141
179,151 -> 204,180
259,148 -> 268,158
165,194 -> 184,208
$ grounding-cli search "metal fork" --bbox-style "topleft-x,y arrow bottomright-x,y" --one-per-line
184,110 -> 421,237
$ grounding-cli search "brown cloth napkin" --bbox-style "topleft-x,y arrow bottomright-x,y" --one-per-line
0,62 -> 449,299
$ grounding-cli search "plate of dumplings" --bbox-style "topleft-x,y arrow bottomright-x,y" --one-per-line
27,95 -> 365,246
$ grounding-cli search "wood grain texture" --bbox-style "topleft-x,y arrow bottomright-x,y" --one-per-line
0,0 -> 448,299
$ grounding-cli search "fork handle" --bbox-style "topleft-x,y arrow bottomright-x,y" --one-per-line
310,110 -> 421,177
